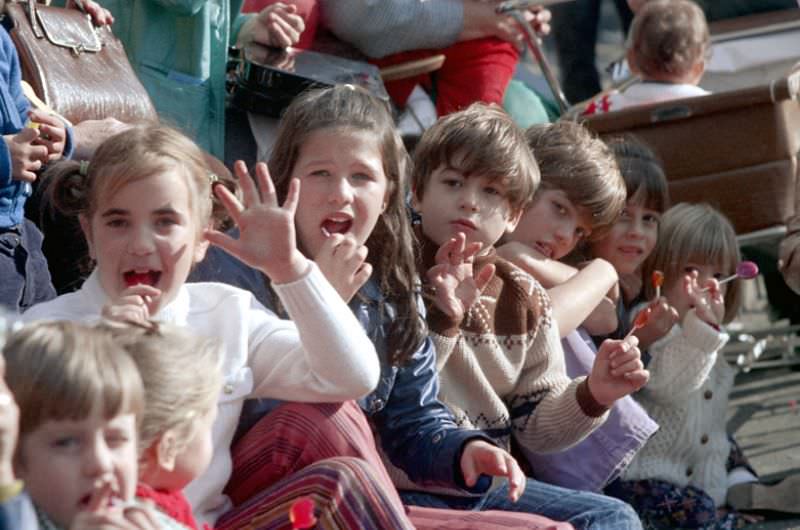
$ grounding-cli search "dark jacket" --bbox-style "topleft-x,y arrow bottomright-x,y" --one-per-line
190,244 -> 492,490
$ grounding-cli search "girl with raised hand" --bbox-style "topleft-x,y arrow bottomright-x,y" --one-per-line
21,124 -> 401,529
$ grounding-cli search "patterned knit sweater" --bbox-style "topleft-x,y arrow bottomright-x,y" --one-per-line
418,234 -> 609,462
622,309 -> 732,506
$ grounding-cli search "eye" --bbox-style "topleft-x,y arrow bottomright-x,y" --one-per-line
483,185 -> 501,196
105,218 -> 127,228
713,272 -> 725,280
442,178 -> 461,188
351,172 -> 373,182
309,169 -> 330,178
684,265 -> 699,274
551,201 -> 567,215
105,431 -> 131,449
643,213 -> 660,225
155,216 -> 179,228
619,208 -> 632,220
52,436 -> 80,450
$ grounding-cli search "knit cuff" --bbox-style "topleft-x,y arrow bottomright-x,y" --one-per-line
426,304 -> 463,337
682,309 -> 728,353
576,377 -> 610,418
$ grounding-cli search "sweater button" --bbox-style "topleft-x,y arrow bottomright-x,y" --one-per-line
701,434 -> 709,444
432,433 -> 442,444
686,467 -> 693,477
223,383 -> 234,394
704,390 -> 713,400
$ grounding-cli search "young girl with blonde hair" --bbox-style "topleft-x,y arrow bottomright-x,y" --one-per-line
100,320 -> 222,529
20,124 -> 419,529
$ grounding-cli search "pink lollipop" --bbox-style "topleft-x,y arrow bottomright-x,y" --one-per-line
700,261 -> 759,291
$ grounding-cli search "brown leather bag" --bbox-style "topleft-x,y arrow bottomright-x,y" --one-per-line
4,0 -> 156,125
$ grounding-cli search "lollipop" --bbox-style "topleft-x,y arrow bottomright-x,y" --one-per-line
701,261 -> 759,291
624,308 -> 650,339
652,270 -> 664,299
290,497 -> 317,529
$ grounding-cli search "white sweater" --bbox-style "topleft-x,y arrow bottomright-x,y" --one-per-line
23,264 -> 380,527
583,82 -> 710,114
622,310 -> 733,506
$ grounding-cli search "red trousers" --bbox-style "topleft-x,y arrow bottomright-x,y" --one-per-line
240,1 -> 519,116
225,401 -> 574,529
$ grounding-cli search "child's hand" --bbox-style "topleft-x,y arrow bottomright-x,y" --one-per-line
207,161 -> 308,284
238,2 -> 305,49
633,298 -> 679,350
101,284 -> 161,324
684,271 -> 724,327
619,270 -> 643,304
315,233 -> 372,302
460,440 -> 525,502
426,232 -> 494,322
0,356 -> 19,489
588,336 -> 649,407
4,127 -> 48,182
29,109 -> 68,161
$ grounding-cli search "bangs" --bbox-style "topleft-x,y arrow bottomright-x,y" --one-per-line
4,322 -> 144,436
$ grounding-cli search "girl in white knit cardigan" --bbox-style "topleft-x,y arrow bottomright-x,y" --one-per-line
605,203 -> 754,529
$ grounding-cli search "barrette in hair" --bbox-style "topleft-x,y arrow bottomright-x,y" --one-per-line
208,173 -> 220,184
79,160 -> 90,176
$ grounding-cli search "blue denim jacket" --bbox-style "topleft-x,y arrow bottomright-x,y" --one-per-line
190,245 -> 492,490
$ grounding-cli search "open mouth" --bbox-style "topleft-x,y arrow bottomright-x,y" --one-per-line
321,218 -> 352,237
617,246 -> 643,256
534,242 -> 554,259
123,270 -> 161,288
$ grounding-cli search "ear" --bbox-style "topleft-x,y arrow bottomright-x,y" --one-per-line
154,429 -> 181,472
690,58 -> 706,83
193,225 -> 211,263
625,48 -> 640,76
410,188 -> 421,211
79,214 -> 96,260
505,207 -> 524,235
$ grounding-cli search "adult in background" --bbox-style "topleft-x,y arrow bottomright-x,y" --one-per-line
95,0 -> 304,163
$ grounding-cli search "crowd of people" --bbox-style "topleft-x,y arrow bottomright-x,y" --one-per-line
1,0 -> 800,529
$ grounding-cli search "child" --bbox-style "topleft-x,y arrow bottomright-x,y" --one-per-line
496,122 -> 658,494
498,120 -> 626,338
583,0 -> 710,115
0,23 -> 73,312
100,320 -> 223,529
610,203 -> 800,526
1,320 -> 172,529
191,85 -> 623,529
588,135 -> 672,349
410,102 -> 648,526
21,124 -> 394,529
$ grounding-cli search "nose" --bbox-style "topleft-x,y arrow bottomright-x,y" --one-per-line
83,437 -> 113,479
553,219 -> 575,247
626,217 -> 645,239
328,176 -> 354,206
127,225 -> 156,256
458,186 -> 479,212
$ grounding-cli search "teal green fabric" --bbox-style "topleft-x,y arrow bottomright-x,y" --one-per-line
692,0 -> 796,22
97,0 -> 252,159
502,80 -> 558,127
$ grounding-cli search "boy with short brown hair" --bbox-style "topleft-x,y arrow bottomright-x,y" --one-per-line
407,102 -> 647,528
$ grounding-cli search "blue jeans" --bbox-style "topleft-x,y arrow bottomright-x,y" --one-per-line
401,478 -> 642,530
0,219 -> 56,313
